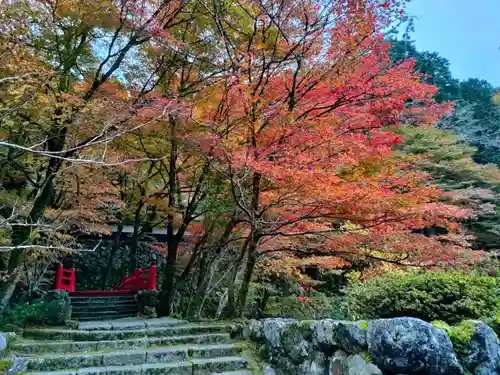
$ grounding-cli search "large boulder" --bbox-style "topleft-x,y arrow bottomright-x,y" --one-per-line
263,364 -> 277,375
342,354 -> 383,375
0,332 -> 15,354
329,350 -> 382,375
367,317 -> 463,375
6,357 -> 28,375
310,319 -> 339,352
245,319 -> 264,341
280,322 -> 312,363
275,351 -> 327,375
330,349 -> 349,375
310,320 -> 366,354
336,322 -> 367,353
459,321 -> 500,375
263,318 -> 297,352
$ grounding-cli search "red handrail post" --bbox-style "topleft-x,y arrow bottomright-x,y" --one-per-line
68,268 -> 76,292
55,263 -> 63,290
55,264 -> 76,292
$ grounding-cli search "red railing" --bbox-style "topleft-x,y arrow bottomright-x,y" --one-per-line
117,265 -> 157,291
54,264 -> 156,293
55,264 -> 76,293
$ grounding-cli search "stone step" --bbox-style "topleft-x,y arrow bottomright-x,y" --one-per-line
23,344 -> 240,372
78,317 -> 186,331
71,300 -> 137,308
74,314 -> 138,322
73,305 -> 138,312
192,357 -> 248,375
72,309 -> 138,317
12,333 -> 232,354
72,308 -> 137,316
24,323 -> 232,341
24,356 -> 248,375
71,298 -> 136,304
70,298 -> 136,307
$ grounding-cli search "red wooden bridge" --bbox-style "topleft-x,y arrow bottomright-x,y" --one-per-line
54,264 -> 157,320
55,264 -> 157,294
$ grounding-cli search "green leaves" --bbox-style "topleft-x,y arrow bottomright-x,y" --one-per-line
345,271 -> 500,323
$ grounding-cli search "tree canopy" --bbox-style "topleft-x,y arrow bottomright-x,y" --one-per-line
0,0 -> 492,317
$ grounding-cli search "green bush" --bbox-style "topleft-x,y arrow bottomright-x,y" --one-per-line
345,271 -> 500,323
481,311 -> 500,336
0,290 -> 71,328
263,293 -> 346,320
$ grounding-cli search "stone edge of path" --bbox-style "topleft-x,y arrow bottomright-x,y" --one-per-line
78,317 -> 188,331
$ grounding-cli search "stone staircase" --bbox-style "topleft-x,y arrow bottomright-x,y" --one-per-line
9,317 -> 253,375
70,294 -> 138,321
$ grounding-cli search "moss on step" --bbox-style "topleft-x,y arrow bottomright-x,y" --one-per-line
236,341 -> 264,375
0,359 -> 11,371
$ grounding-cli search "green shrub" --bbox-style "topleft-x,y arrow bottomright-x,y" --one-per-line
345,271 -> 500,323
0,291 -> 70,328
481,311 -> 500,336
431,320 -> 477,357
263,293 -> 346,320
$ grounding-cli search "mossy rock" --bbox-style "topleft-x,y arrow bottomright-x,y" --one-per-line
431,320 -> 476,355
357,320 -> 369,332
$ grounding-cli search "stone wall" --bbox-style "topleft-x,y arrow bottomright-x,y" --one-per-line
243,317 -> 500,375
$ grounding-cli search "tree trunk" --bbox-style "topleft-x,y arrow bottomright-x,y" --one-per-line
128,202 -> 143,275
102,224 -> 123,289
233,171 -> 261,317
235,230 -> 260,316
187,255 -> 210,319
0,269 -> 21,314
158,234 -> 179,316
158,115 -> 180,317
225,236 -> 250,318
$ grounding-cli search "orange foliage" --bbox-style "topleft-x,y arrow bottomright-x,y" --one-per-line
186,0 -> 476,272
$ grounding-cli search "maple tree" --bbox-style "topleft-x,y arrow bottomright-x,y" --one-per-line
186,0 -> 477,316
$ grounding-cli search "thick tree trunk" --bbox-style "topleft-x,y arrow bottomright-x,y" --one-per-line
158,234 -> 179,316
102,224 -> 123,289
233,172 -> 261,317
0,270 -> 21,314
158,115 -> 181,317
235,231 -> 259,316
226,236 -> 250,318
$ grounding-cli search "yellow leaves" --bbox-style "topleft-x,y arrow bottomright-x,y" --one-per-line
493,92 -> 500,106
55,0 -> 119,29
338,220 -> 369,235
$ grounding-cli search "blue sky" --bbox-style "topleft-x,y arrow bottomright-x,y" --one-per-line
405,0 -> 500,86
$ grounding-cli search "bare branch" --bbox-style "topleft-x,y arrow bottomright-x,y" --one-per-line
0,240 -> 102,253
